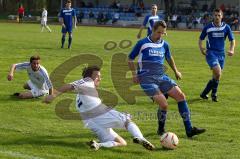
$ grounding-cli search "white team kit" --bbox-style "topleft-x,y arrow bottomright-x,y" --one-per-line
70,77 -> 131,142
15,62 -> 52,97
41,10 -> 48,25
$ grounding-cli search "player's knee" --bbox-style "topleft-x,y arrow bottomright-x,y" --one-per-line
179,92 -> 186,100
18,93 -> 25,99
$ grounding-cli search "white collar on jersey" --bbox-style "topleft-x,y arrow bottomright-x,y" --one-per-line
147,36 -> 164,44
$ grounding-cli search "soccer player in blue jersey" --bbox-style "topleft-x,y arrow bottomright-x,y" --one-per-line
128,21 -> 206,137
199,9 -> 235,102
7,55 -> 53,99
137,4 -> 162,39
59,0 -> 77,49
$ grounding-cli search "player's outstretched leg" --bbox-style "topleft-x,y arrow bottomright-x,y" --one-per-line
127,121 -> 155,150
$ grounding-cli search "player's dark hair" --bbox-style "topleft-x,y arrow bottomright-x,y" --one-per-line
67,0 -> 71,3
82,66 -> 101,78
153,20 -> 167,31
214,8 -> 223,14
30,55 -> 40,63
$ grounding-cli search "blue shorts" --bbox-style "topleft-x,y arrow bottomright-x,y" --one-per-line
206,50 -> 225,69
62,26 -> 72,33
139,74 -> 177,97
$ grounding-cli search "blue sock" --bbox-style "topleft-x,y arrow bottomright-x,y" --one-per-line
157,109 -> 167,133
61,35 -> 65,47
178,101 -> 192,133
211,78 -> 219,96
68,36 -> 72,48
201,79 -> 213,95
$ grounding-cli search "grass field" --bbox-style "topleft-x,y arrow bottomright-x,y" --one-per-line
0,22 -> 240,159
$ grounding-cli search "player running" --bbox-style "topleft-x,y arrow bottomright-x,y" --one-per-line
129,21 -> 206,137
44,66 -> 155,151
137,4 -> 162,39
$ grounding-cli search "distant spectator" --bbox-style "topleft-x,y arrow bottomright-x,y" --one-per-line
112,12 -> 120,24
97,12 -> 104,24
171,14 -> 178,28
86,2 -> 94,8
18,4 -> 24,23
230,14 -> 239,31
79,1 -> 85,8
77,11 -> 84,23
88,10 -> 95,23
110,0 -> 118,9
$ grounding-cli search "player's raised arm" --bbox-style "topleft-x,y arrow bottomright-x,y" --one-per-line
7,64 -> 16,81
44,84 -> 74,104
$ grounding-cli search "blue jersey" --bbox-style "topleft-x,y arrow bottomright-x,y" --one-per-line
129,36 -> 171,76
143,15 -> 161,36
59,8 -> 76,28
199,22 -> 234,54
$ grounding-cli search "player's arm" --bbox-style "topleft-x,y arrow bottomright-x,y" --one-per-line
228,40 -> 235,56
137,25 -> 145,39
59,17 -> 65,28
7,64 -> 16,81
44,84 -> 74,104
166,56 -> 182,80
198,39 -> 206,55
128,59 -> 139,83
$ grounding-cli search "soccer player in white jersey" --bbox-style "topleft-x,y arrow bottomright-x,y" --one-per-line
7,55 -> 53,99
137,4 -> 162,39
41,7 -> 52,32
44,66 -> 155,151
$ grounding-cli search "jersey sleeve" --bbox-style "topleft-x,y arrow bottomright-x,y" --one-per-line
72,9 -> 76,17
143,15 -> 149,26
59,9 -> 63,18
15,62 -> 30,71
199,26 -> 208,40
39,66 -> 53,89
70,79 -> 85,92
226,25 -> 234,41
164,42 -> 171,60
128,40 -> 142,60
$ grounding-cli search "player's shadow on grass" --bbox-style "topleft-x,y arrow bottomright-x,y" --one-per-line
1,134 -> 92,149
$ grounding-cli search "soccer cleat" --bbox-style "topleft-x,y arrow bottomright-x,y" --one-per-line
186,127 -> 206,138
200,93 -> 208,100
157,129 -> 166,136
88,140 -> 100,151
211,95 -> 218,102
13,92 -> 20,97
133,137 -> 155,150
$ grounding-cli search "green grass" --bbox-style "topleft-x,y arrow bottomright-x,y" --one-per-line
0,22 -> 240,159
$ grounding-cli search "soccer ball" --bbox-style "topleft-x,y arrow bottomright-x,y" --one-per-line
160,132 -> 179,149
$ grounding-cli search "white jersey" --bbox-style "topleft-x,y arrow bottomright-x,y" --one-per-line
42,10 -> 47,22
70,78 -> 102,113
15,62 -> 52,90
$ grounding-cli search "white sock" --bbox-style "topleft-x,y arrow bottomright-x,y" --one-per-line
99,141 -> 118,148
127,122 -> 144,139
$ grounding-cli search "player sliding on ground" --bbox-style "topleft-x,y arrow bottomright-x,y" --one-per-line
44,66 -> 155,151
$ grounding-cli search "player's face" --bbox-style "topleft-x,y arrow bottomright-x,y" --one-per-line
91,71 -> 101,87
152,5 -> 157,15
214,12 -> 223,23
152,26 -> 167,40
31,60 -> 40,71
66,2 -> 71,9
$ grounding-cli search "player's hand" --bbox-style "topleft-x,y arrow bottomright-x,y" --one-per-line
175,71 -> 182,80
200,48 -> 206,56
132,76 -> 139,84
227,50 -> 234,56
43,95 -> 55,104
7,74 -> 13,81
62,24 -> 66,28
74,25 -> 77,29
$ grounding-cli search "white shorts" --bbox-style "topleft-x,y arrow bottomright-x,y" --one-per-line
27,80 -> 49,98
83,109 -> 131,142
41,20 -> 47,25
